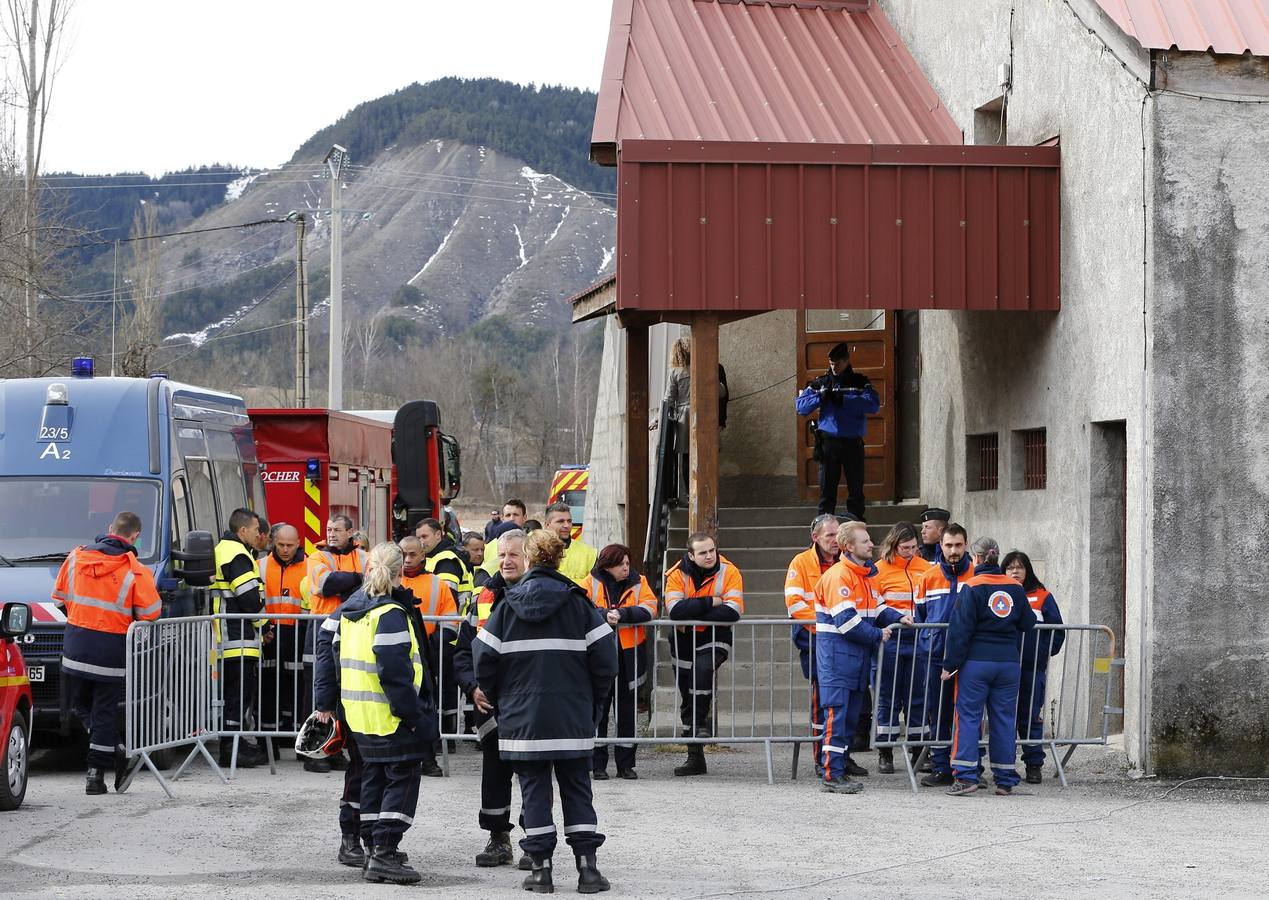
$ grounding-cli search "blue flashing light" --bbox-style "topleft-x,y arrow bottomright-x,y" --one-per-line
71,356 -> 94,378
306,458 -> 321,483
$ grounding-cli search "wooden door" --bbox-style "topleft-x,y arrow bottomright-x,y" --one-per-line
796,309 -> 897,504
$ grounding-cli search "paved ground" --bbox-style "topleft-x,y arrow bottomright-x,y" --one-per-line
3,741 -> 1267,898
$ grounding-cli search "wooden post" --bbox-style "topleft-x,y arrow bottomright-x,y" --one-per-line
689,313 -> 720,537
624,324 -> 649,568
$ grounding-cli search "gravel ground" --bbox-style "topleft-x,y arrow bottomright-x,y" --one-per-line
3,741 -> 1267,898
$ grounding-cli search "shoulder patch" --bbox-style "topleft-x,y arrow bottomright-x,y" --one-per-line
988,591 -> 1014,619
787,567 -> 798,581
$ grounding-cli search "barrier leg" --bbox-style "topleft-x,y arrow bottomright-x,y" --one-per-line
791,741 -> 800,781
265,736 -> 277,776
138,752 -> 176,800
764,739 -> 774,786
900,742 -> 919,795
440,736 -> 451,778
1054,741 -> 1073,787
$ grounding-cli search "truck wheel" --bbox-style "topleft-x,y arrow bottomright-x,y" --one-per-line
0,710 -> 29,811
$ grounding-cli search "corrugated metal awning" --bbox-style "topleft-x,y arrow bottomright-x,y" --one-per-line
615,141 -> 1060,314
1092,0 -> 1269,57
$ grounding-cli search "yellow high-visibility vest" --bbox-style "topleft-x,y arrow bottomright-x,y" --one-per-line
339,605 -> 423,736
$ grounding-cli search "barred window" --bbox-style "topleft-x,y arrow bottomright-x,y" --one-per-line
966,433 -> 999,492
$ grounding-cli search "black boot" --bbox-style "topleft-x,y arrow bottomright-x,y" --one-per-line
877,748 -> 894,774
1025,764 -> 1044,785
911,747 -> 932,773
522,856 -> 554,893
218,737 -> 264,768
363,846 -> 421,884
576,854 -> 610,894
113,746 -> 139,791
475,831 -> 514,867
328,751 -> 348,771
338,834 -> 366,868
85,768 -> 106,795
674,747 -> 707,777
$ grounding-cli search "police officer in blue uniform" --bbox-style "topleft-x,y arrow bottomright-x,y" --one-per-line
795,342 -> 880,520
941,536 -> 1037,796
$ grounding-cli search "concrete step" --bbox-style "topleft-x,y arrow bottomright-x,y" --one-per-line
667,502 -> 928,529
667,524 -> 892,559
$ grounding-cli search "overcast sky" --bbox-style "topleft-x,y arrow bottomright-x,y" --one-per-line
40,0 -> 613,176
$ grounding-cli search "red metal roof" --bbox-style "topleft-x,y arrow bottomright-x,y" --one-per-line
615,141 -> 1061,313
592,0 -> 961,163
1092,0 -> 1269,56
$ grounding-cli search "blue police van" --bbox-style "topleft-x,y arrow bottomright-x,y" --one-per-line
0,361 -> 258,746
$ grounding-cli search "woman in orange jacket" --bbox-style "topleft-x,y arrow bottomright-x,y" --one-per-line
581,543 -> 658,779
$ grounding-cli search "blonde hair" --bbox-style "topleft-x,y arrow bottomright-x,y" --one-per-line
365,541 -> 404,596
836,520 -> 869,548
670,336 -> 691,369
525,530 -> 566,569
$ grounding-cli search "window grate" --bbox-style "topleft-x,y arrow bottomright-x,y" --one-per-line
1022,428 -> 1047,490
967,433 -> 999,492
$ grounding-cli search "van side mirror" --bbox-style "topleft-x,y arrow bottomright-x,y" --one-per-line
440,433 -> 461,501
0,602 -> 31,639
172,530 -> 215,587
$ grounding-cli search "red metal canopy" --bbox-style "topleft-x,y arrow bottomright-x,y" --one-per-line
595,0 -> 1061,315
616,140 -> 1060,313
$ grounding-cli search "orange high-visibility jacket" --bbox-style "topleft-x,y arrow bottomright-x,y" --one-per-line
664,555 -> 744,631
305,546 -> 368,615
53,543 -> 161,636
402,570 -> 459,638
872,554 -> 932,614
258,552 -> 307,626
581,573 -> 658,649
784,546 -> 836,634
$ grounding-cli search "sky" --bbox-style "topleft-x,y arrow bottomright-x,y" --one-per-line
38,0 -> 613,176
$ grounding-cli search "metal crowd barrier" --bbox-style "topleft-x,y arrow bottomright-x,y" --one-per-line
869,622 -> 1122,793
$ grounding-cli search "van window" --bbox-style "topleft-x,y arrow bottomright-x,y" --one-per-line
171,475 -> 191,546
207,430 -> 248,515
187,459 -> 218,532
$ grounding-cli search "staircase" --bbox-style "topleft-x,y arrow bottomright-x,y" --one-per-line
665,501 -> 928,616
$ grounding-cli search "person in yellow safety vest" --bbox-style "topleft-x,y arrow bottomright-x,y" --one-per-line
543,501 -> 597,585
258,524 -> 306,758
476,499 -> 528,582
212,508 -> 270,769
400,534 -> 460,778
315,542 -> 437,885
304,514 -> 368,774
416,517 -> 473,611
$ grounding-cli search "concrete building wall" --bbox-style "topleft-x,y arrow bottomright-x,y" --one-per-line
878,0 -> 1153,762
1149,91 -> 1269,775
719,310 -> 799,505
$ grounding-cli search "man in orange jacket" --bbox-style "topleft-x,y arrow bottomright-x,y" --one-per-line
52,511 -> 161,795
665,532 -> 744,777
784,514 -> 839,777
258,524 -> 306,756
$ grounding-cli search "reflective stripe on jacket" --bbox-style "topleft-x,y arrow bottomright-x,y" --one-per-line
306,546 -> 367,615
258,553 -> 306,626
814,557 -> 902,694
212,536 -> 265,659
581,573 -> 657,649
425,545 -> 474,607
784,546 -> 835,633
339,603 -> 425,737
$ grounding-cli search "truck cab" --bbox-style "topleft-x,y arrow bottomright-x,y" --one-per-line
0,366 -> 257,745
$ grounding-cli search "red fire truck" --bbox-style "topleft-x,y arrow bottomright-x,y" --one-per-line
249,400 -> 461,552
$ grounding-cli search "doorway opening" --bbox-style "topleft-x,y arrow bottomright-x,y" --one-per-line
1089,420 -> 1127,735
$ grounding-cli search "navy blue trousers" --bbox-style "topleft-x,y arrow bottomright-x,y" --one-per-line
594,643 -> 646,772
359,758 -> 422,850
819,688 -> 864,781
339,732 -> 364,836
478,723 -> 517,833
952,659 -> 1021,787
874,641 -> 928,744
1017,669 -> 1047,767
69,675 -> 122,769
925,667 -> 956,775
514,757 -> 604,859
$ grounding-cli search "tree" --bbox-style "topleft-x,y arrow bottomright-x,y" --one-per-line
119,201 -> 163,377
3,0 -> 73,375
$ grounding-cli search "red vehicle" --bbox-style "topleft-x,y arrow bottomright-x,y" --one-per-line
0,602 -> 34,810
248,401 -> 460,553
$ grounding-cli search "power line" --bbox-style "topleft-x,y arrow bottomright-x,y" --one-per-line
57,257 -> 288,304
66,216 -> 289,250
159,268 -> 297,366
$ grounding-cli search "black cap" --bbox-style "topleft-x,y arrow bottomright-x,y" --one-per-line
828,342 -> 851,362
920,507 -> 950,523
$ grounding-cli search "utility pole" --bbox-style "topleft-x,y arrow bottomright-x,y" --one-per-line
289,212 -> 309,406
324,144 -> 348,410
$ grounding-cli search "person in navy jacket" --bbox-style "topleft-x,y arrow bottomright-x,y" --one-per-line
795,342 -> 880,519
1002,550 -> 1065,784
473,529 -> 618,895
941,536 -> 1036,796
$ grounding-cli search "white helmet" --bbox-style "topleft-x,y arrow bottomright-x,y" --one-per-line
295,711 -> 345,759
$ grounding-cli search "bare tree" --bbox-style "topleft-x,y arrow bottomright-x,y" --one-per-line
118,201 -> 162,377
3,0 -> 73,375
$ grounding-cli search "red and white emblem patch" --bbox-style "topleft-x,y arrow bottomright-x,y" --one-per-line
988,591 -> 1014,618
